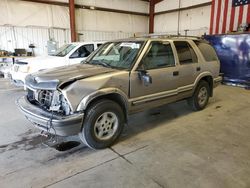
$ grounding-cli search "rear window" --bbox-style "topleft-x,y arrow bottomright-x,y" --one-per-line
194,41 -> 218,61
174,41 -> 198,64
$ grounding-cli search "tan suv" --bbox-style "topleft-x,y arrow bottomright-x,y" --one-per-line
17,36 -> 222,149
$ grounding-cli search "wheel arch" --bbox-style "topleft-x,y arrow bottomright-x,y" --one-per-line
77,88 -> 129,122
194,72 -> 214,97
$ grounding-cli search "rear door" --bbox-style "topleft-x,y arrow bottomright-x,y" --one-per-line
173,41 -> 200,90
129,40 -> 179,111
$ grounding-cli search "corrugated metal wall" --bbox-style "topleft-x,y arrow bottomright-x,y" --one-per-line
0,26 -> 134,56
0,26 -> 71,56
78,30 -> 134,42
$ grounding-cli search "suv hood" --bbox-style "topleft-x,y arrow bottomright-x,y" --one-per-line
25,64 -> 116,90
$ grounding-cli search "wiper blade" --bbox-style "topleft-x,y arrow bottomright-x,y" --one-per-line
94,61 -> 112,68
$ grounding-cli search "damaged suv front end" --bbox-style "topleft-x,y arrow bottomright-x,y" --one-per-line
17,75 -> 84,136
16,58 -> 124,137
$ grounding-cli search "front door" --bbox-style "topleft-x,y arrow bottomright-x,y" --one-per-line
129,41 -> 179,112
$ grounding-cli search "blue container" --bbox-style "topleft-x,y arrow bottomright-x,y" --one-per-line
204,34 -> 250,88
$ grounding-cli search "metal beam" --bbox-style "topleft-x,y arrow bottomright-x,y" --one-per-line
155,2 -> 212,15
20,0 -> 149,17
149,0 -> 163,33
149,0 -> 155,33
69,0 -> 76,42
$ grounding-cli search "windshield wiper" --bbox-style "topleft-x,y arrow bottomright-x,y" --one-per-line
93,61 -> 112,68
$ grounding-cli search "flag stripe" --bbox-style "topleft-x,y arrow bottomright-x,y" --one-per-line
247,4 -> 250,23
229,5 -> 236,31
226,0 -> 233,33
233,6 -> 240,30
210,0 -> 215,34
234,7 -> 239,30
215,0 -> 222,34
242,4 -> 248,24
222,0 -> 229,33
238,4 -> 244,25
219,0 -> 226,33
213,0 -> 219,34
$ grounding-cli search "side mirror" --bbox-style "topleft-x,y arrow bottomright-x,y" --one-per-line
138,70 -> 152,86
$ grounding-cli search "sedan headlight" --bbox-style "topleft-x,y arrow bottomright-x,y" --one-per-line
19,65 -> 30,73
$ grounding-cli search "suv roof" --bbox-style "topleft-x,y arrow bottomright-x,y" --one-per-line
111,35 -> 204,43
70,41 -> 105,45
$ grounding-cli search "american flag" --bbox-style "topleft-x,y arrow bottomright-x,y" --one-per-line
210,0 -> 250,34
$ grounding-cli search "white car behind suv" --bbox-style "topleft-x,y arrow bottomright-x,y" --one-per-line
10,41 -> 103,87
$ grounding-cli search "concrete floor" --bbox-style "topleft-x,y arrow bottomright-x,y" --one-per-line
0,77 -> 250,188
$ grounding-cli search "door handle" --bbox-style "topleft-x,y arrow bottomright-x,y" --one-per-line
196,67 -> 201,71
173,71 -> 179,76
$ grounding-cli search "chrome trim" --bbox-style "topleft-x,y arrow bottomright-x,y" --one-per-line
130,84 -> 193,105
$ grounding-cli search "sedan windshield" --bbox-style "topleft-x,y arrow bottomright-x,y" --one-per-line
85,41 -> 144,69
52,44 -> 77,57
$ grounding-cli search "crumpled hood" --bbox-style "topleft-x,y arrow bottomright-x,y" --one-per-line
25,64 -> 116,90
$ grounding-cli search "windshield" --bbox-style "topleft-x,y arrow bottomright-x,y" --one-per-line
85,41 -> 144,69
52,44 -> 77,57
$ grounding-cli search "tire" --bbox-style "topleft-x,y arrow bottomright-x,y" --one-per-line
79,99 -> 125,149
187,80 -> 210,111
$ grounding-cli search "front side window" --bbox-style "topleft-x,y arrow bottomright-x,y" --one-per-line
141,41 -> 175,70
174,41 -> 198,64
194,41 -> 218,61
85,41 -> 144,70
52,44 -> 77,57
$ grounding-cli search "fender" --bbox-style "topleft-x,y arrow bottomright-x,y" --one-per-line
76,88 -> 129,112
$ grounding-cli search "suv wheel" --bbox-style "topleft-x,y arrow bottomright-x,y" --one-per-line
187,80 -> 210,111
79,99 -> 125,149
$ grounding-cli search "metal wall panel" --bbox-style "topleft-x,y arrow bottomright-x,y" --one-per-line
78,30 -> 133,41
0,26 -> 134,56
0,26 -> 71,56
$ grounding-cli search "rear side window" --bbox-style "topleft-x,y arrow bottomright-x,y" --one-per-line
194,41 -> 218,61
174,41 -> 198,64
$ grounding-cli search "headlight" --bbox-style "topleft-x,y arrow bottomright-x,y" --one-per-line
19,66 -> 30,73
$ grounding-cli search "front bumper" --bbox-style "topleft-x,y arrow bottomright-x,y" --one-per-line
16,96 -> 84,136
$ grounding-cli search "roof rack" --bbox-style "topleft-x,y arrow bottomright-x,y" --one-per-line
134,33 -> 203,39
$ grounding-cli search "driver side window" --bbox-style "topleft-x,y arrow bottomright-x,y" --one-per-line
141,41 -> 175,70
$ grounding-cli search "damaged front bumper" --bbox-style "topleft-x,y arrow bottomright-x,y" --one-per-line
16,96 -> 84,136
